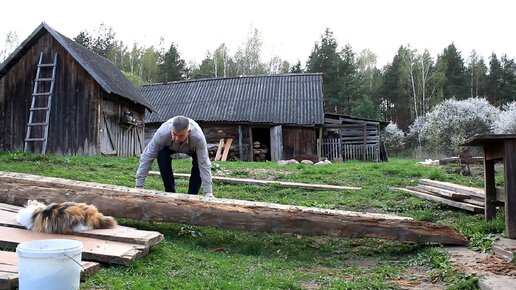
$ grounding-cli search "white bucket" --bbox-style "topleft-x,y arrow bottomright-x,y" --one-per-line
16,239 -> 84,290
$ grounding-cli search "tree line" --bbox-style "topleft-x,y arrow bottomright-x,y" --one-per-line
1,25 -> 515,131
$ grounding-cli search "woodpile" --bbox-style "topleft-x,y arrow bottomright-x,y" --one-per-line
253,141 -> 269,161
396,179 -> 504,213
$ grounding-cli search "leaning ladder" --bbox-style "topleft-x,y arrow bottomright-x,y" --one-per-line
24,52 -> 58,154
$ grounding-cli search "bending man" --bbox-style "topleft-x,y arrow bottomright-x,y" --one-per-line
135,116 -> 214,197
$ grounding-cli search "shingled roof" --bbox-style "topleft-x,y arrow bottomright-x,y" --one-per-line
0,22 -> 154,111
141,73 -> 325,126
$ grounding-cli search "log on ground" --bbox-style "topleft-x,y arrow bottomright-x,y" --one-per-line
0,171 -> 467,245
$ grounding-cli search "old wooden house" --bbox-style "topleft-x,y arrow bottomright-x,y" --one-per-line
0,22 -> 154,156
141,74 -> 325,161
142,73 -> 387,162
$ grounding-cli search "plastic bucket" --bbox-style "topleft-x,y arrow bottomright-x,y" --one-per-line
16,239 -> 84,290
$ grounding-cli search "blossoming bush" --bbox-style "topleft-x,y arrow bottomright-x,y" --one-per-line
382,122 -> 405,156
491,101 -> 516,134
408,97 -> 499,155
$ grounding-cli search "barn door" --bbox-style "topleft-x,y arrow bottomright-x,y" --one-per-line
100,100 -> 118,155
270,125 -> 283,161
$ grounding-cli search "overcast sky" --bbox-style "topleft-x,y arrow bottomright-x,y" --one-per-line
1,0 -> 514,68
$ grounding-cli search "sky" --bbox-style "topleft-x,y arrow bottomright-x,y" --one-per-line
1,0 -> 515,68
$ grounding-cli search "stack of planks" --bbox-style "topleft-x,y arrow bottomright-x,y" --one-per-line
396,179 -> 502,213
0,203 -> 163,290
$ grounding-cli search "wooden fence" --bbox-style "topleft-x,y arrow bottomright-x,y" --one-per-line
319,138 -> 380,162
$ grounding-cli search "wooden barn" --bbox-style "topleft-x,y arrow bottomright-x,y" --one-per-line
141,74 -> 325,161
0,22 -> 154,156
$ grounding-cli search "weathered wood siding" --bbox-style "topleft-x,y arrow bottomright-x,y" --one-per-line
0,31 -> 145,156
282,127 -> 317,160
144,122 -> 316,161
0,32 -> 99,154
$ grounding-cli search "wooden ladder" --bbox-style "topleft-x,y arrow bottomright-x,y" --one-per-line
24,52 -> 57,154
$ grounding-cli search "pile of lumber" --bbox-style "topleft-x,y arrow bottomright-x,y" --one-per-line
396,179 -> 502,213
0,202 -> 163,289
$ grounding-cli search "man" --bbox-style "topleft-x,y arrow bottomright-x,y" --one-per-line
135,116 -> 214,198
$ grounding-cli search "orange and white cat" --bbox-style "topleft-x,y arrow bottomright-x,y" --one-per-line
16,200 -> 117,234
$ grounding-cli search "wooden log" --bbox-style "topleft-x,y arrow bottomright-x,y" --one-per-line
149,171 -> 362,191
0,250 -> 99,290
397,187 -> 484,213
438,156 -> 484,165
0,206 -> 163,247
0,171 -> 467,245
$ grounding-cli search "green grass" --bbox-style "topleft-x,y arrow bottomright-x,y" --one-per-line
0,152 -> 506,289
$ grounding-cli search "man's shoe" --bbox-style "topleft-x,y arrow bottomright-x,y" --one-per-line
204,192 -> 215,198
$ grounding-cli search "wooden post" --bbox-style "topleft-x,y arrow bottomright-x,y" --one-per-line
248,127 -> 253,162
238,125 -> 243,160
504,139 -> 516,238
317,127 -> 323,160
484,158 -> 497,220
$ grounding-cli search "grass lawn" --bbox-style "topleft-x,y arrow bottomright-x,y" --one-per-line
0,152 -> 506,289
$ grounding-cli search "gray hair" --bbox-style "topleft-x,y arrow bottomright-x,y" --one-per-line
172,116 -> 190,131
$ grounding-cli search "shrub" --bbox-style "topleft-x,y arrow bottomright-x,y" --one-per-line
408,97 -> 499,155
382,122 -> 405,155
492,101 -> 516,134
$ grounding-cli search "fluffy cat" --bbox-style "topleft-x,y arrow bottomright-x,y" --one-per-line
16,200 -> 117,234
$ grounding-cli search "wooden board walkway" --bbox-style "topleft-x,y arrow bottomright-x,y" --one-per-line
149,171 -> 361,191
0,171 -> 467,245
0,250 -> 100,290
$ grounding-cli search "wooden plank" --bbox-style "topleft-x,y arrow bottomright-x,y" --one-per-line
0,227 -> 146,266
419,179 -> 485,199
214,139 -> 224,161
0,171 -> 467,245
397,187 -> 484,213
0,250 -> 100,290
149,171 -> 361,191
0,207 -> 163,247
221,138 -> 233,161
413,185 -> 470,200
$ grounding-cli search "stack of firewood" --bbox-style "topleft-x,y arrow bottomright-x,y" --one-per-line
396,179 -> 501,213
253,141 -> 268,161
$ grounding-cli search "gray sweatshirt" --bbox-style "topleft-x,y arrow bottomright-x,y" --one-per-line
135,117 -> 213,194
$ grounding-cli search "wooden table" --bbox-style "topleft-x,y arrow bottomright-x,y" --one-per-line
461,134 -> 516,238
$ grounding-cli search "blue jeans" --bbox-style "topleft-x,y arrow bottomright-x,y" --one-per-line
157,147 -> 202,194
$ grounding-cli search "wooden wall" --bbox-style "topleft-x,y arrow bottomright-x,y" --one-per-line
282,127 -> 317,160
0,31 -> 145,156
144,122 -> 316,161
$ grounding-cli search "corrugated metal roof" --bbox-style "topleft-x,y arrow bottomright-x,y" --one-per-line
0,22 -> 154,112
141,74 -> 325,125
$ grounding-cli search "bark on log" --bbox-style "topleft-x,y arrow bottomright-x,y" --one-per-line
0,171 -> 467,245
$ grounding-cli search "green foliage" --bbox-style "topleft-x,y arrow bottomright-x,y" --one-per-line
468,233 -> 499,253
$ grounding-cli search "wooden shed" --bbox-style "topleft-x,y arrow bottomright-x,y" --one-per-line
0,22 -> 154,156
321,113 -> 389,162
141,74 -> 325,161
